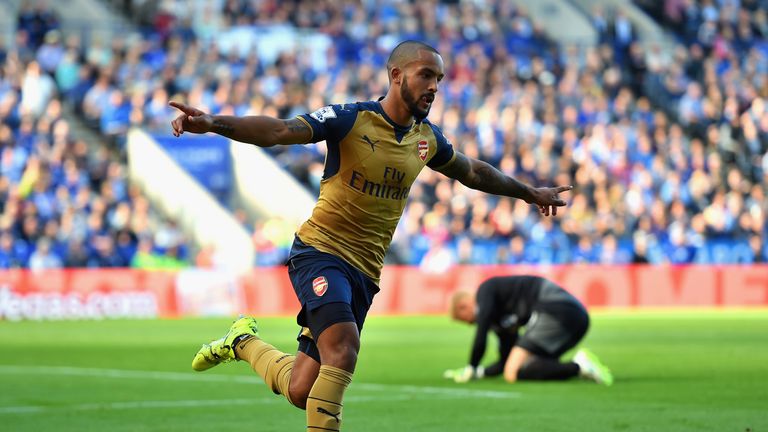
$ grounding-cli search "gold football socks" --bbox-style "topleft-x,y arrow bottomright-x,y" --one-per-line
235,337 -> 297,405
306,365 -> 353,431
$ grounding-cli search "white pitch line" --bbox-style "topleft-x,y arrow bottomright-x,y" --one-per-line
0,398 -> 272,414
0,365 -> 520,402
0,395 -> 419,415
355,383 -> 518,399
0,365 -> 261,384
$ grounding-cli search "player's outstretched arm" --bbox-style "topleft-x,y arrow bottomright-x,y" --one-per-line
169,101 -> 312,147
436,151 -> 572,216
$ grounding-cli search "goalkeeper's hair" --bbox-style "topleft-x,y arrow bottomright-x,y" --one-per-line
449,290 -> 474,320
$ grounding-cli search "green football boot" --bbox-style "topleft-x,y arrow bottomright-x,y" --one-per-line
573,348 -> 614,386
191,316 -> 259,371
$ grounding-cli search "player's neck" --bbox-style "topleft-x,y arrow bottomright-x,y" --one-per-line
379,96 -> 414,128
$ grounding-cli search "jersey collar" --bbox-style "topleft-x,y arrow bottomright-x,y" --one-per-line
375,100 -> 418,132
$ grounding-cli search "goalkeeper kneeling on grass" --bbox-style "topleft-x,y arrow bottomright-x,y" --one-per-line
445,275 -> 613,385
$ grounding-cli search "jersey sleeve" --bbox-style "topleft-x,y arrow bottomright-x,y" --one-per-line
482,330 -> 516,377
296,104 -> 357,144
468,284 -> 495,368
427,123 -> 457,169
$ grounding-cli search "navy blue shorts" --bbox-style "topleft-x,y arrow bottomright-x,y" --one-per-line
287,237 -> 379,362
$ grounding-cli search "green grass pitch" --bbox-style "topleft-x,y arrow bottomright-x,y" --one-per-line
1,310 -> 766,431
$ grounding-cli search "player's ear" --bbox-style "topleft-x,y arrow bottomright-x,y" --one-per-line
391,67 -> 402,85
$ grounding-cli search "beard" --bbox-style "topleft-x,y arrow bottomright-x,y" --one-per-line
400,76 -> 431,120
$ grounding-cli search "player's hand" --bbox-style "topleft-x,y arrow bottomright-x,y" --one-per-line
443,367 -> 464,380
443,366 -> 484,383
452,366 -> 474,383
526,185 -> 573,217
169,101 -> 214,137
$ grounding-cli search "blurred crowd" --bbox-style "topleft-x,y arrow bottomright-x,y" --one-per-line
0,1 -> 191,270
1,0 -> 766,270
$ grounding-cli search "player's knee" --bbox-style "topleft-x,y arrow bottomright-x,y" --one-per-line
504,346 -> 532,383
318,330 -> 360,371
323,340 -> 359,370
503,369 -> 519,383
504,359 -> 523,383
288,378 -> 312,409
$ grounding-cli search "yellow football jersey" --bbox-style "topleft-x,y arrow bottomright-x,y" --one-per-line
294,101 -> 456,282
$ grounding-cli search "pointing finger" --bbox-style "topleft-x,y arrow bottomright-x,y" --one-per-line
556,185 -> 573,193
169,101 -> 203,117
169,101 -> 189,113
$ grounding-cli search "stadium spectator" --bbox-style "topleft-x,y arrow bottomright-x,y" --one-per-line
446,275 -> 613,385
16,1 -> 60,50
130,236 -> 186,269
0,230 -> 22,268
28,236 -> 62,270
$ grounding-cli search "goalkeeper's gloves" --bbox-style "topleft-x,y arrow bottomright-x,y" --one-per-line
442,365 -> 485,383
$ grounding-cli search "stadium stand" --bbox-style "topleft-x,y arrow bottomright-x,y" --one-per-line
0,1 -> 191,269
2,0 -> 766,269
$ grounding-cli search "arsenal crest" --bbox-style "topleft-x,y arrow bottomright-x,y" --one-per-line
312,276 -> 328,296
417,140 -> 429,161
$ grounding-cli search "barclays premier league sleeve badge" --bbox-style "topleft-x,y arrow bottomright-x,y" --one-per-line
309,106 -> 337,123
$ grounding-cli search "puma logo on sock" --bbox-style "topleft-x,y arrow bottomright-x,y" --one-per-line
317,407 -> 341,423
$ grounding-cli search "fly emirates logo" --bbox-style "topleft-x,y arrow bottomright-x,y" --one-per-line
348,166 -> 410,200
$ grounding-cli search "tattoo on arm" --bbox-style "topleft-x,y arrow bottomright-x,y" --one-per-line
437,152 -> 531,200
209,116 -> 309,146
436,152 -> 471,181
211,119 -> 235,138
283,119 -> 310,134
470,161 -> 531,200
472,163 -> 504,188
279,118 -> 312,144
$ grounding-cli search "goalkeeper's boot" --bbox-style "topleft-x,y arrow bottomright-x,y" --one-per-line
573,348 -> 614,386
192,315 -> 259,371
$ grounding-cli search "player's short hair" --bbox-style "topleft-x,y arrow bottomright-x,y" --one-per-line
386,40 -> 440,83
449,290 -> 474,320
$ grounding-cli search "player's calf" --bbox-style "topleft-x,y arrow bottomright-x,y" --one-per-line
288,351 -> 322,409
516,356 -> 580,381
306,322 -> 359,431
306,365 -> 353,431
